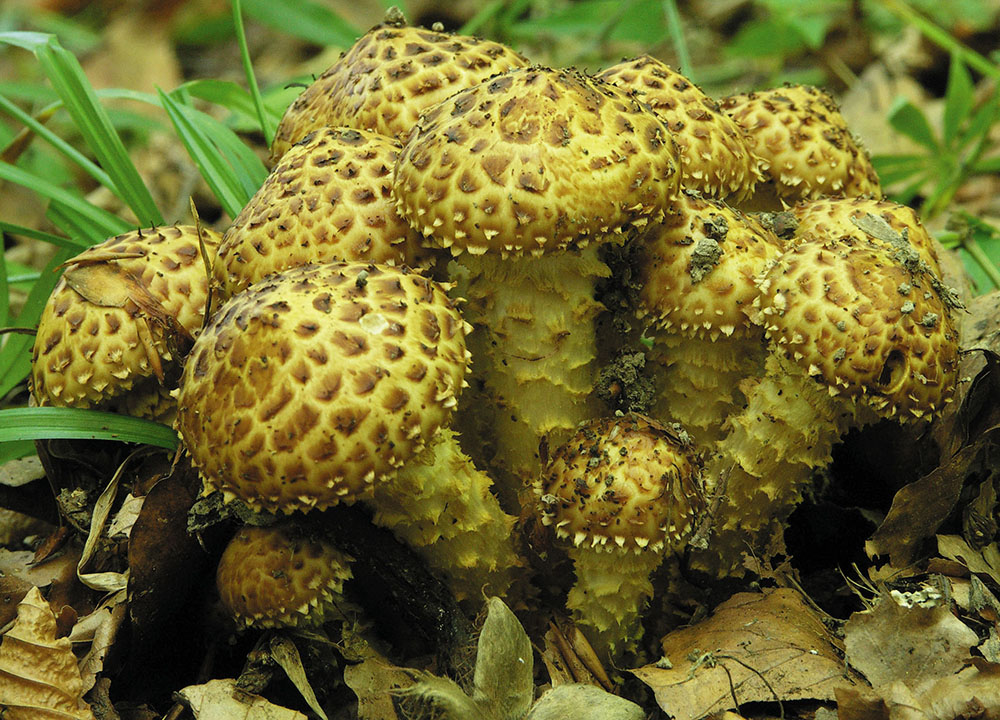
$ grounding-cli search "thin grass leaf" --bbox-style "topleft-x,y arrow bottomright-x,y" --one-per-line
232,0 -> 274,146
887,97 -> 939,151
0,249 -> 72,400
460,0 -> 505,36
972,155 -> 1000,173
182,79 -> 281,126
0,91 -> 113,189
662,0 -> 694,80
0,220 -> 73,249
0,160 -> 127,240
942,52 -> 974,145
0,407 -> 179,449
0,440 -> 36,464
0,81 -> 59,104
871,154 -> 929,186
0,32 -> 163,226
242,0 -> 360,48
158,88 -> 253,219
0,243 -> 8,327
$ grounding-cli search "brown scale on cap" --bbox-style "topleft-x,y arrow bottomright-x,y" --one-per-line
394,65 -> 682,257
536,413 -> 703,659
32,225 -> 220,422
597,55 -> 765,202
755,237 -> 958,419
176,262 -> 468,514
215,128 -> 430,305
790,196 -> 942,278
721,85 -> 882,209
216,523 -> 354,629
270,24 -> 529,162
635,191 -> 787,444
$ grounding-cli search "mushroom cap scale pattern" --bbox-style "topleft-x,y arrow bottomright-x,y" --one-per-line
394,66 -> 682,257
216,127 -> 427,303
537,414 -> 704,554
270,24 -> 530,161
176,262 -> 469,514
597,55 -> 765,201
754,237 -> 959,419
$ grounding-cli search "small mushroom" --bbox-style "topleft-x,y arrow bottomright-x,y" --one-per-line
176,262 -> 520,602
214,127 -> 431,307
270,23 -> 529,162
31,225 -> 220,423
635,190 -> 787,444
598,55 -> 766,202
536,414 -> 704,660
216,522 -> 355,629
693,237 -> 960,577
721,85 -> 882,211
393,66 -> 681,498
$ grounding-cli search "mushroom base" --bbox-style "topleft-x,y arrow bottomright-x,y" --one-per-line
566,546 -> 663,661
370,428 -> 521,604
451,248 -> 609,493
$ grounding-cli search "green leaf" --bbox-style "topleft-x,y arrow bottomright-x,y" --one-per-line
242,0 -> 360,48
232,0 -> 275,146
0,440 -> 37,464
871,153 -> 929,186
0,242 -> 9,327
0,32 -> 163,226
0,407 -> 179,450
158,88 -> 264,219
942,53 -> 975,145
887,97 -> 940,151
726,18 -> 808,59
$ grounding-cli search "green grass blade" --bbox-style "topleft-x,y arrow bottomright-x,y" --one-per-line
0,407 -> 179,450
0,160 -> 128,240
0,221 -> 74,249
0,243 -> 9,327
158,88 -> 258,219
662,0 -> 694,80
460,1 -> 506,36
888,97 -> 940,151
232,0 -> 274,147
181,79 -> 283,127
871,153 -> 930,186
241,0 -> 360,48
0,248 -> 72,400
942,52 -> 974,146
0,32 -> 164,226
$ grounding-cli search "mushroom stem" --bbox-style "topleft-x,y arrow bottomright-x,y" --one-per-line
370,428 -> 521,604
454,247 -> 609,500
646,328 -> 767,444
566,547 -> 662,659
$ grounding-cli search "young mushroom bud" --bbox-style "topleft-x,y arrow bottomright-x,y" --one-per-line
214,127 -> 431,309
31,225 -> 220,423
176,262 -> 520,603
216,522 -> 355,629
394,66 -> 682,503
536,414 -> 704,660
636,190 -> 787,444
597,55 -> 766,202
270,23 -> 529,163
720,85 -> 882,211
692,236 -> 960,577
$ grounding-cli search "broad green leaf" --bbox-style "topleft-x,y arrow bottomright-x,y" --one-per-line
0,160 -> 128,240
871,154 -> 930,186
0,32 -> 163,226
942,52 -> 974,145
509,0 -> 665,46
0,440 -> 36,464
887,97 -> 939,151
0,407 -> 179,450
726,18 -> 807,59
788,14 -> 834,50
242,0 -> 360,48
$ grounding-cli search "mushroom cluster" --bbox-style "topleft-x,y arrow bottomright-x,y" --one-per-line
27,15 -> 960,672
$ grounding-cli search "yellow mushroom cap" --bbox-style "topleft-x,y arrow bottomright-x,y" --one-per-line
393,66 -> 682,257
216,523 -> 353,629
216,128 -> 429,304
636,190 -> 786,337
790,196 -> 941,277
31,225 -> 220,420
537,414 -> 704,553
270,24 -> 529,162
721,84 -> 882,202
176,262 -> 470,514
754,237 -> 959,419
597,55 -> 765,201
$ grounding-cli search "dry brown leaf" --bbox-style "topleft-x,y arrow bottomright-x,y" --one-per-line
844,591 -> 977,695
937,535 -> 1000,587
632,589 -> 859,720
0,586 -> 96,720
176,679 -> 308,720
342,646 -> 414,720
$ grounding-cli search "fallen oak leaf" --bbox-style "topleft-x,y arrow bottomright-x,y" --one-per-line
632,588 -> 861,720
0,586 -> 96,720
176,678 -> 307,720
